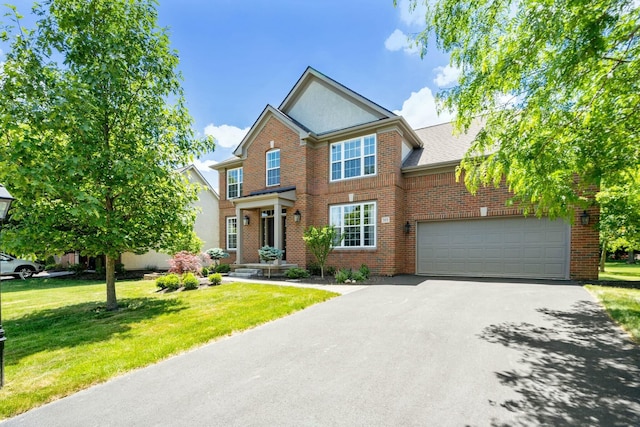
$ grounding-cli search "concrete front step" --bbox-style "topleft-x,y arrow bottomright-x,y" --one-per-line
229,268 -> 263,278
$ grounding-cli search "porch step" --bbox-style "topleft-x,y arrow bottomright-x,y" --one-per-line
229,268 -> 263,278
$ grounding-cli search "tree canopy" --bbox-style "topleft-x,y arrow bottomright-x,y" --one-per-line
0,0 -> 214,309
403,0 -> 639,219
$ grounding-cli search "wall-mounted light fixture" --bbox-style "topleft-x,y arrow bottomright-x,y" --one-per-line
404,221 -> 411,234
580,210 -> 590,226
243,215 -> 250,226
294,210 -> 301,223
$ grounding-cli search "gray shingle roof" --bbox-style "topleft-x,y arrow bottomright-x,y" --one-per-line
404,118 -> 484,169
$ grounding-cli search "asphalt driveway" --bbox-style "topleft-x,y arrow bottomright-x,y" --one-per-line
3,279 -> 639,426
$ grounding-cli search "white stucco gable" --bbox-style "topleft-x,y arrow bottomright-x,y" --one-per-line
279,67 -> 396,134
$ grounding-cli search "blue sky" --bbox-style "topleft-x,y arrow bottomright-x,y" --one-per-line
3,0 -> 461,191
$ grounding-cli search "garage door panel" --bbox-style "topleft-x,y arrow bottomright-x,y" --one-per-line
417,218 -> 569,279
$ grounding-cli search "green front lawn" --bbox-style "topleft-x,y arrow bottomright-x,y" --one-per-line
599,261 -> 640,281
0,278 -> 338,420
586,285 -> 640,343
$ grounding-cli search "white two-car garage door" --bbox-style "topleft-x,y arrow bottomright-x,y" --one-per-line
417,217 -> 570,279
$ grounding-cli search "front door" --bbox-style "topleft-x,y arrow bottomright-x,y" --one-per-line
261,209 -> 286,260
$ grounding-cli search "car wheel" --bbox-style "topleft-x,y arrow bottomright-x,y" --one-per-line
14,266 -> 35,279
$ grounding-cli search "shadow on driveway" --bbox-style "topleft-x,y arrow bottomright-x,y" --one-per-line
480,300 -> 640,426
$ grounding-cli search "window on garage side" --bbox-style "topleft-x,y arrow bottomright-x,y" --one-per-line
330,202 -> 376,248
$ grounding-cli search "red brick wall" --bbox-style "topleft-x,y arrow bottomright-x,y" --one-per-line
217,116 -> 600,280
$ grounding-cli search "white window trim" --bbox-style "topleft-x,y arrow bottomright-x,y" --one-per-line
226,217 -> 237,251
226,167 -> 243,199
266,149 -> 280,187
330,201 -> 377,249
329,134 -> 377,182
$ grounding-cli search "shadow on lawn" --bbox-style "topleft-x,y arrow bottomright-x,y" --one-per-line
4,297 -> 186,365
481,300 -> 640,426
1,277 -> 109,293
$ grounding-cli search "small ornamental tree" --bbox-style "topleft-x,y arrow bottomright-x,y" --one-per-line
168,251 -> 202,275
303,225 -> 342,279
205,247 -> 230,266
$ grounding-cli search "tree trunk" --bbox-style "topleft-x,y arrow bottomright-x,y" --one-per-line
600,241 -> 607,272
105,254 -> 118,311
628,249 -> 636,264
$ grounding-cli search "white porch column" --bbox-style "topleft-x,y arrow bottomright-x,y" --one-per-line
274,200 -> 282,250
235,206 -> 243,264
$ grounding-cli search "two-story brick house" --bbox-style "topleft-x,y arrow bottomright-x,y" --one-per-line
213,67 -> 599,280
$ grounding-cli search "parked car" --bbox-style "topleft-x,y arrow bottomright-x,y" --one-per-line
0,253 -> 44,278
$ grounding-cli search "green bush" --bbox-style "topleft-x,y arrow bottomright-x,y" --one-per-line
351,271 -> 366,282
164,273 -> 181,291
182,272 -> 200,290
307,262 -> 321,276
155,275 -> 168,290
209,273 -> 222,286
359,264 -> 370,279
215,264 -> 231,273
115,263 -> 126,274
68,263 -> 86,275
326,266 -> 336,276
201,266 -> 210,276
285,267 -> 310,279
335,268 -> 351,283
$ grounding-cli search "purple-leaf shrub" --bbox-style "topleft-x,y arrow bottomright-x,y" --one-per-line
168,251 -> 202,275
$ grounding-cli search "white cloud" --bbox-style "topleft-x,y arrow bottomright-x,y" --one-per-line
192,158 -> 218,172
384,29 -> 419,55
393,86 -> 455,129
203,123 -> 249,149
433,64 -> 461,87
397,0 -> 427,27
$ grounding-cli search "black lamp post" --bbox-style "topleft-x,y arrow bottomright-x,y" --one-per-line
0,184 -> 15,388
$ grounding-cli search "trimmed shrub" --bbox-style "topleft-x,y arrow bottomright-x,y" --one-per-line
68,263 -> 86,275
209,273 -> 222,286
115,263 -> 126,274
182,272 -> 200,290
326,266 -> 337,276
335,268 -> 351,283
215,264 -> 231,273
155,275 -> 168,290
307,262 -> 321,276
285,267 -> 310,279
258,246 -> 283,262
351,271 -> 366,282
201,266 -> 210,276
168,251 -> 202,275
205,248 -> 229,266
164,273 -> 181,291
359,264 -> 370,279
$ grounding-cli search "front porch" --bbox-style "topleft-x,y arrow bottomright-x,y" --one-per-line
229,262 -> 299,279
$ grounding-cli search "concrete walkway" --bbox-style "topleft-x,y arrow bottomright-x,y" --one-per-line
3,278 -> 639,426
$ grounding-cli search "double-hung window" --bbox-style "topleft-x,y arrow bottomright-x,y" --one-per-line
227,168 -> 243,199
330,202 -> 376,248
266,149 -> 280,186
226,217 -> 237,250
330,134 -> 376,181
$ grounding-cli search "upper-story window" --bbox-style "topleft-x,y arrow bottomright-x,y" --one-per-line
330,134 -> 376,182
227,167 -> 243,199
266,149 -> 280,186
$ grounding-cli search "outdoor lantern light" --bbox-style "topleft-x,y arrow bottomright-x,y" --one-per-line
293,210 -> 301,223
0,183 -> 15,388
404,221 -> 411,234
243,215 -> 250,226
580,210 -> 590,226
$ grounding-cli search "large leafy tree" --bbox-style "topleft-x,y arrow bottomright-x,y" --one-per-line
403,0 -> 639,219
0,0 -> 214,309
597,169 -> 640,270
